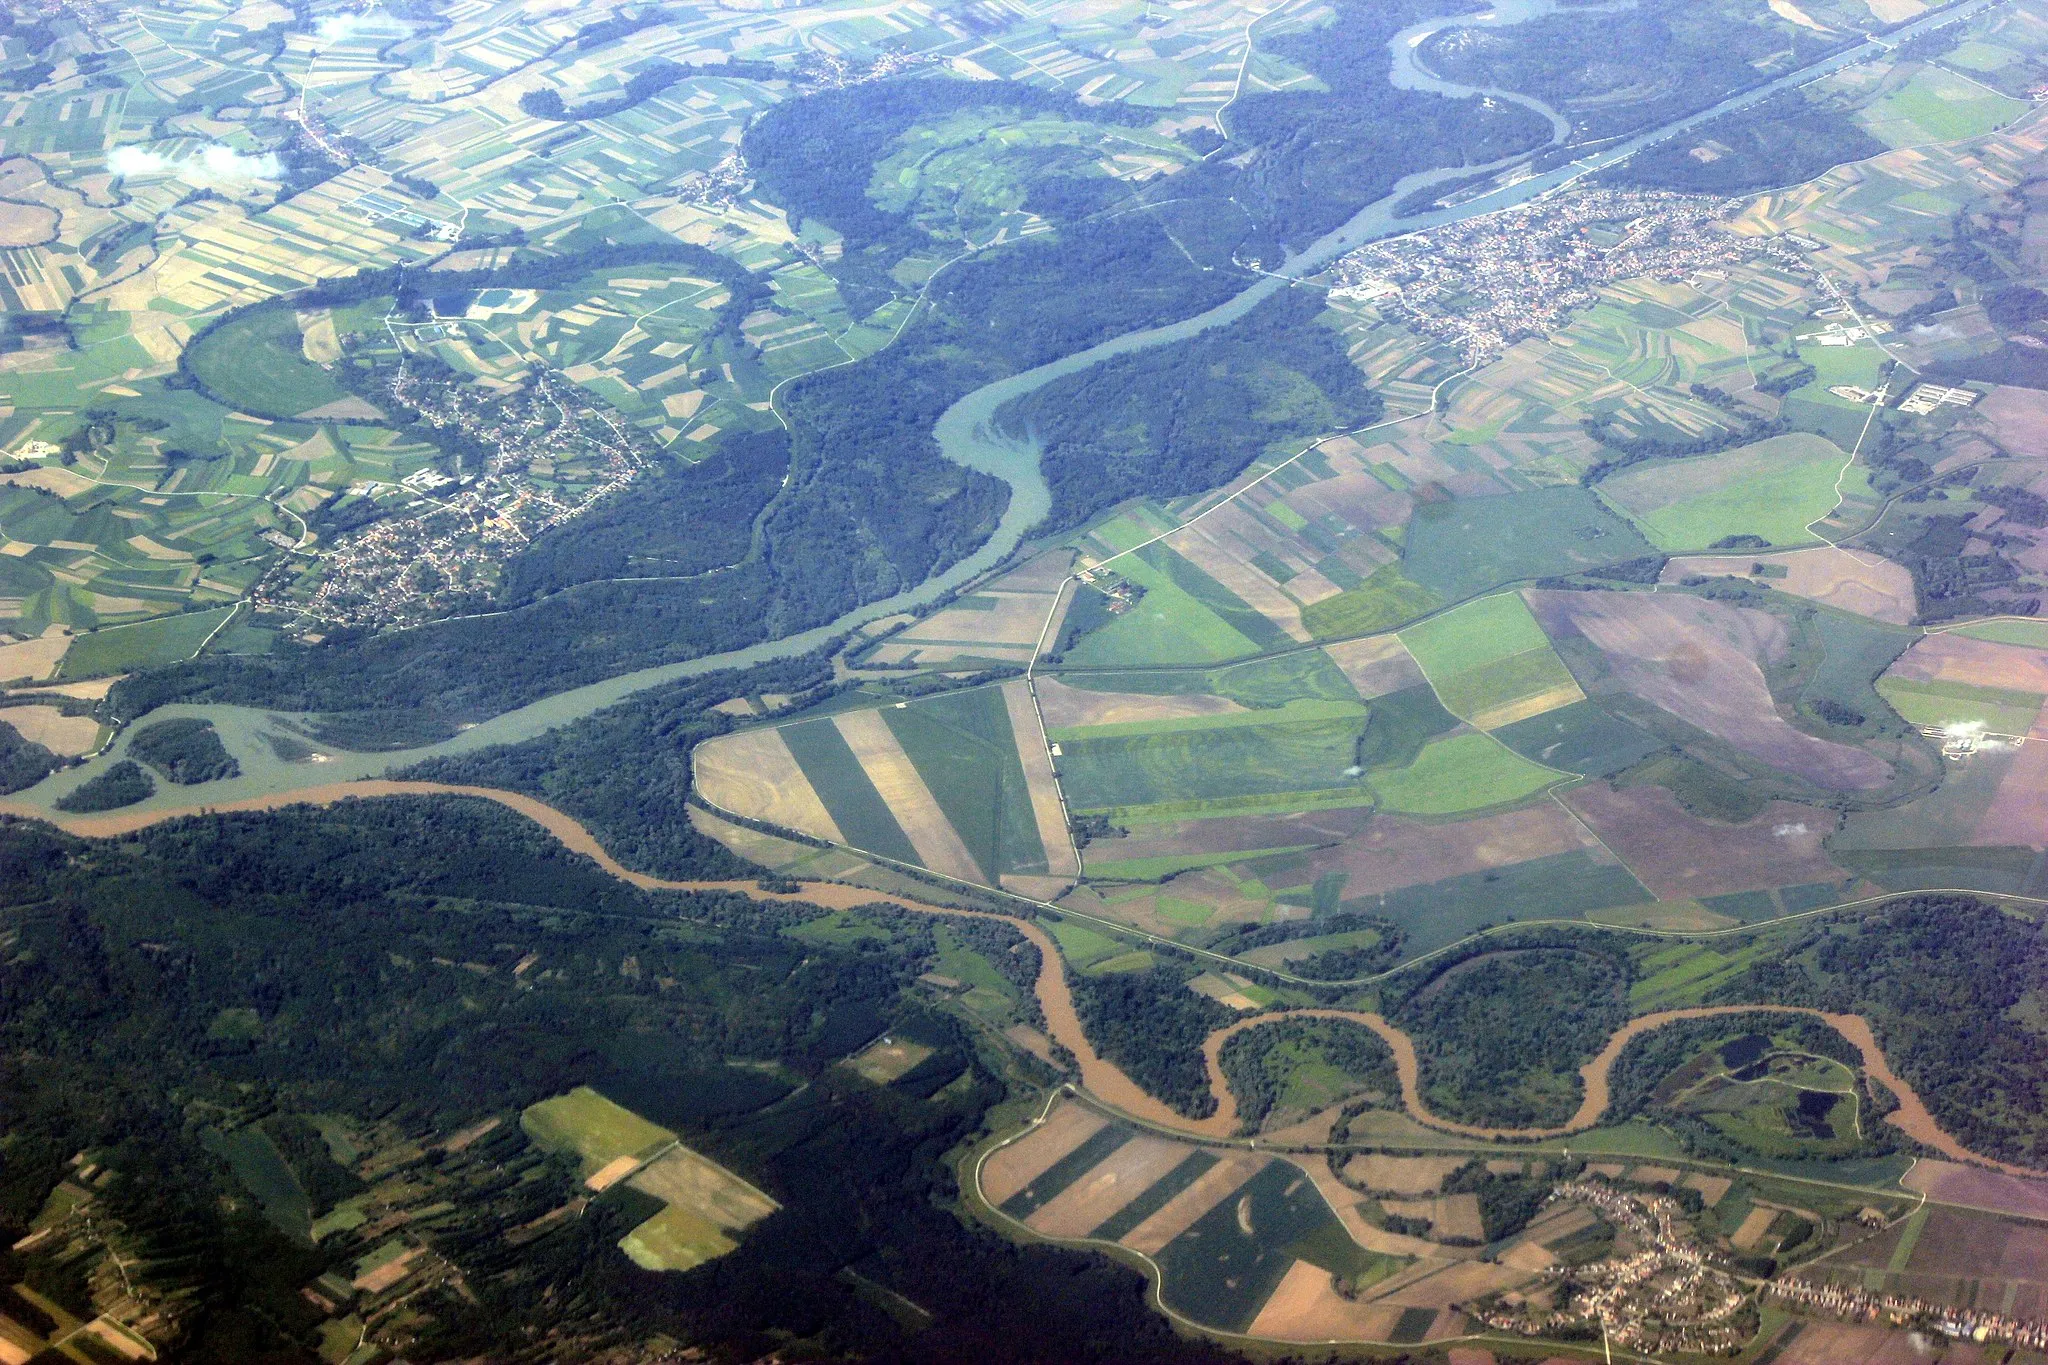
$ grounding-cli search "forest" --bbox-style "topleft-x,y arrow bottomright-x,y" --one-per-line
1601,92 -> 1886,196
0,718 -> 59,795
0,802 -> 1268,1364
1217,1017 -> 1397,1131
127,718 -> 240,785
1003,289 -> 1385,531
1712,894 -> 2048,1168
1066,962 -> 1232,1119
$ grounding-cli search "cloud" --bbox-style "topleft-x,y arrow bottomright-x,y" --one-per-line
109,144 -> 281,183
312,11 -> 408,43
1772,822 -> 1809,838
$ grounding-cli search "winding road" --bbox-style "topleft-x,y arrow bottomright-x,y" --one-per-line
6,778 -> 2038,1178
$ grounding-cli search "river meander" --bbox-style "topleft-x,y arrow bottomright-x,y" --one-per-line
5,0 -> 2005,818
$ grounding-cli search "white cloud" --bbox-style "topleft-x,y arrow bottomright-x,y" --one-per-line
1772,822 -> 1809,838
312,11 -> 408,43
110,144 -> 281,183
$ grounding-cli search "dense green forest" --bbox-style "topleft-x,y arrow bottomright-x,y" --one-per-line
1066,961 -> 1232,1118
1218,1017 -> 1397,1131
400,652 -> 845,878
1711,894 -> 2048,1167
127,718 -> 240,784
0,718 -> 59,794
499,431 -> 790,605
1602,92 -> 1886,196
0,802 -> 1268,1363
1395,946 -> 1630,1128
1003,290 -> 1384,530
51,758 -> 153,812
1420,0 -> 1851,141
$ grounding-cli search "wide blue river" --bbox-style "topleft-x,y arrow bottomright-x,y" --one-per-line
6,0 -> 2004,816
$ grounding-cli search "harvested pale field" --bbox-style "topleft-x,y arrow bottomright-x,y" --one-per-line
1119,1152 -> 1266,1255
1259,1105 -> 1342,1146
1024,1136 -> 1194,1238
1004,681 -> 1078,877
692,728 -> 844,844
585,1155 -> 641,1192
1525,1203 -> 1598,1248
898,592 -> 1055,648
0,203 -> 56,246
1683,1173 -> 1734,1207
1323,636 -> 1425,699
847,1038 -> 933,1084
1894,632 -> 2048,695
1035,676 -> 1246,730
1382,1193 -> 1484,1242
11,677 -> 117,701
868,640 -> 1036,666
1278,468 -> 1413,540
1499,1241 -> 1556,1272
1978,385 -> 2048,457
1188,973 -> 1260,1010
980,1104 -> 1108,1206
1290,1153 -> 1445,1257
0,633 -> 69,685
296,308 -> 341,363
833,709 -> 986,883
354,1247 -> 422,1292
1005,1024 -> 1054,1062
1980,728 -> 2048,848
1245,1259 -> 1407,1342
1343,1154 -> 1466,1196
1663,547 -> 1916,624
1627,1165 -> 1682,1185
1561,782 -> 1842,900
1902,1160 -> 2048,1218
0,467 -> 93,497
0,704 -> 99,756
1284,802 -> 1597,898
687,806 -> 812,871
1730,1205 -> 1778,1251
1380,1259 -> 1526,1308
1468,682 -> 1583,732
295,395 -> 385,421
1528,590 -> 1891,789
1084,804 -> 1374,862
988,549 -> 1077,593
628,1146 -> 777,1230
1767,1321 -> 1987,1365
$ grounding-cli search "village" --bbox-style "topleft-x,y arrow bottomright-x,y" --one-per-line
1467,1179 -> 1755,1356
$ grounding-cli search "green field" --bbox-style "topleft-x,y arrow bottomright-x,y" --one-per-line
1045,917 -> 1128,968
1493,700 -> 1664,776
1951,618 -> 2048,648
1300,565 -> 1443,639
1402,486 -> 1657,599
520,1086 -> 674,1177
186,309 -> 350,419
885,687 -> 1047,877
1598,433 -> 1852,550
1860,66 -> 2030,145
57,606 -> 236,679
1057,711 -> 1369,811
1875,676 -> 2043,736
1367,732 -> 1558,815
618,1204 -> 736,1272
1399,593 -> 1579,724
1047,696 -> 1366,742
1055,649 -> 1363,709
1066,523 -> 1268,666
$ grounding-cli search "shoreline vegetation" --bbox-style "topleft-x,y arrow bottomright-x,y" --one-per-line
4,778 -> 2030,1177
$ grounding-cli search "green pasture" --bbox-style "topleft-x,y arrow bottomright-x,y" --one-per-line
1951,618 -> 2048,648
57,606 -> 235,679
1300,564 -> 1443,639
1494,700 -> 1664,776
1875,676 -> 2042,736
1057,708 -> 1369,812
1400,592 -> 1578,722
1049,696 -> 1365,742
1599,434 -> 1854,550
619,1205 -> 736,1272
1062,549 -> 1263,665
1055,648 -> 1362,709
520,1086 -> 674,1176
1859,66 -> 2029,145
1045,917 -> 1128,968
1367,732 -> 1557,815
186,309 -> 349,419
1402,486 -> 1657,599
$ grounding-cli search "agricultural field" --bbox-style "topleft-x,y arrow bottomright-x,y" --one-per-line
1596,432 -> 1857,550
521,1087 -> 776,1273
1397,591 -> 1582,729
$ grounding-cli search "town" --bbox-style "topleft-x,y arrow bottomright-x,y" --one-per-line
252,361 -> 655,630
1323,188 -> 1806,364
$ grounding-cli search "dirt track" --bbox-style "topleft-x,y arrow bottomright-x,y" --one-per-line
4,780 -> 2034,1173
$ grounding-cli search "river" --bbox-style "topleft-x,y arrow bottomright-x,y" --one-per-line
5,0 -> 2003,817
